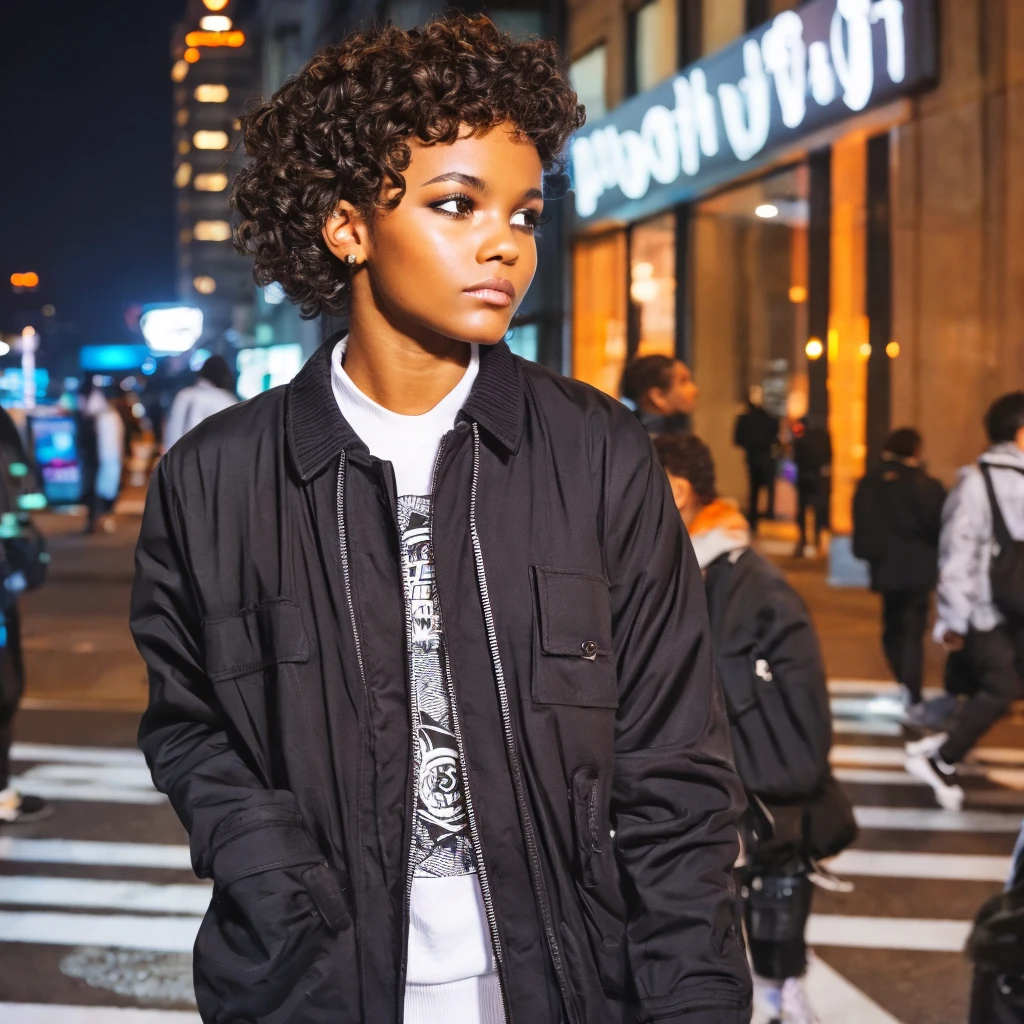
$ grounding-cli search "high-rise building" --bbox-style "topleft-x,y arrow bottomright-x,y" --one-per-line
171,0 -> 259,354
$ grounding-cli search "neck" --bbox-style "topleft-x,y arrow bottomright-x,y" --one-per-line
344,287 -> 472,415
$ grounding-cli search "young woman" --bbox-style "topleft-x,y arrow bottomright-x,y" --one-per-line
132,16 -> 750,1024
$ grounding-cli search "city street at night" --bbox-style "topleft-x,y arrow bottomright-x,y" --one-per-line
1,515 -> 1023,1024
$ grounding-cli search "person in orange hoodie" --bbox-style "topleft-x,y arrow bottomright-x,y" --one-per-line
654,434 -> 857,1024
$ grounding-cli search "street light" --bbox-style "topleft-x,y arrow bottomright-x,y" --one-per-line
200,16 -> 232,31
202,0 -> 230,9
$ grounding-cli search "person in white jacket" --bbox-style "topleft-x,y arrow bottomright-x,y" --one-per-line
78,381 -> 125,534
906,392 -> 1024,810
162,355 -> 239,451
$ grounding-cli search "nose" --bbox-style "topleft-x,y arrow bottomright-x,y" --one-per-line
477,211 -> 519,265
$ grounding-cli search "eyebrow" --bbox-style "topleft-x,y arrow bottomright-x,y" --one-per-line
420,171 -> 544,204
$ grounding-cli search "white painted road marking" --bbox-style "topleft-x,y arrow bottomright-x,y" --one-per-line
0,911 -> 202,952
0,838 -> 193,870
21,764 -> 157,788
10,744 -> 147,767
826,849 -> 1011,882
808,914 -> 971,952
833,719 -> 903,737
833,745 -> 1024,768
6,778 -> 166,806
804,956 -> 900,1024
854,806 -> 1024,832
0,876 -> 211,915
0,1005 -> 200,1023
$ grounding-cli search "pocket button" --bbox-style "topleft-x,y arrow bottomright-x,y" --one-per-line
581,640 -> 599,659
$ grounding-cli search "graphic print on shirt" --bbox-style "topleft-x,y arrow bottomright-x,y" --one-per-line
399,495 -> 478,878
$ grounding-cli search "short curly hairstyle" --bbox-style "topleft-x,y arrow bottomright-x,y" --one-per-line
232,14 -> 585,319
653,435 -> 718,506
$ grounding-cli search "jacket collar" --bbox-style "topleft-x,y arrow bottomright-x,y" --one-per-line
285,332 -> 523,482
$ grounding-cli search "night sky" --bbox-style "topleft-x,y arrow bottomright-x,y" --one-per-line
0,1 -> 185,351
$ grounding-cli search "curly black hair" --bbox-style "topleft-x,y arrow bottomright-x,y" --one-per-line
652,435 -> 718,506
231,14 -> 585,319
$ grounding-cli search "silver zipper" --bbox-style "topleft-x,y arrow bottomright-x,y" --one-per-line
468,423 -> 578,1024
335,452 -> 370,1005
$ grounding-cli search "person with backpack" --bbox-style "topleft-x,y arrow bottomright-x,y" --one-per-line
654,434 -> 857,1024
853,428 -> 947,708
905,393 -> 1024,810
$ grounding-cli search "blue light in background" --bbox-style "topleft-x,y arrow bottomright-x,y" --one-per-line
80,345 -> 153,372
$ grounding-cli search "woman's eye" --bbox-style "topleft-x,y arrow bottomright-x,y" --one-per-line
434,196 -> 473,217
511,209 -> 540,230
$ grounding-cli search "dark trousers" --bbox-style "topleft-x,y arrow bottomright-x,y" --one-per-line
797,483 -> 829,549
744,857 -> 813,980
746,460 -> 775,532
881,589 -> 931,703
941,625 -> 1024,764
0,606 -> 25,792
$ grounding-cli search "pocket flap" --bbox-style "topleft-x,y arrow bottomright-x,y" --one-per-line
203,598 -> 310,683
534,567 -> 613,659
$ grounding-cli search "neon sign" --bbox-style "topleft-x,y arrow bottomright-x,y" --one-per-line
571,0 -> 936,222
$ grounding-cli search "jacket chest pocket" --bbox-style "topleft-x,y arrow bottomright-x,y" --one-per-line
203,598 -> 310,683
531,567 -> 618,708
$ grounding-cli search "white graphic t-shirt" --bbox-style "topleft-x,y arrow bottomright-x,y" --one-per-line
331,339 -> 503,1020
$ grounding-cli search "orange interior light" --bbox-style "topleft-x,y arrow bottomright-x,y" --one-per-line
184,47 -> 200,63
202,0 -> 230,9
10,272 -> 39,289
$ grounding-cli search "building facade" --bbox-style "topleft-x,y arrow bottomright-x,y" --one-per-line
565,0 -> 1024,534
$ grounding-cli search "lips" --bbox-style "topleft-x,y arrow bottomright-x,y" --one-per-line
464,277 -> 515,307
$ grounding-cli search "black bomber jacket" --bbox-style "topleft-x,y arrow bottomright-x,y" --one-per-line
131,338 -> 752,1024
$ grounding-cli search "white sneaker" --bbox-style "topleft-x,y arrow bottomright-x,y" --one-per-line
752,975 -> 783,1024
905,732 -> 965,811
781,975 -> 819,1023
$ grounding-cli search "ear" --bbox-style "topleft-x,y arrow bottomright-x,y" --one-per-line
322,199 -> 370,266
647,386 -> 672,415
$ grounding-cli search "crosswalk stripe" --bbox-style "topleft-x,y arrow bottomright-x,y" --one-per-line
0,1006 -> 201,1024
833,767 -> 921,785
10,744 -> 147,767
22,764 -> 157,787
833,719 -> 903,737
826,849 -> 1011,881
0,910 -> 201,952
831,695 -> 905,719
833,744 -> 1024,767
808,914 -> 971,952
828,680 -> 943,698
0,838 -> 193,870
7,777 -> 166,806
854,806 -> 1023,832
0,877 -> 211,915
805,957 -> 900,1024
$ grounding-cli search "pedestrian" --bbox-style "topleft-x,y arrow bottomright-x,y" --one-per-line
792,416 -> 832,557
619,353 -> 698,436
0,405 -> 51,824
733,388 -> 780,532
853,428 -> 946,708
132,16 -> 751,1024
77,380 -> 124,535
654,434 -> 856,1024
906,392 -> 1024,811
162,354 -> 240,451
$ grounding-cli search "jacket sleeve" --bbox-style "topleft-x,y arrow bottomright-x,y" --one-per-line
131,459 -> 326,887
601,413 -> 751,1023
852,476 -> 881,562
935,470 -> 988,639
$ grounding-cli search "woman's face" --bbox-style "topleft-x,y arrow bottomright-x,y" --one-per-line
325,122 -> 544,346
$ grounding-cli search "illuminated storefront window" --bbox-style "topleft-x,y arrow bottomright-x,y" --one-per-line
572,231 -> 627,396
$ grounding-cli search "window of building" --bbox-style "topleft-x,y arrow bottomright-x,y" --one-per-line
194,220 -> 232,242
702,0 -> 745,56
572,230 -> 627,396
570,45 -> 607,122
194,84 -> 229,103
633,0 -> 678,94
629,213 -> 676,360
193,275 -> 217,295
194,172 -> 229,192
193,130 -> 229,150
174,162 -> 192,189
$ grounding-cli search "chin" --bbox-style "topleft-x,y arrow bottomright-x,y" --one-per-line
443,314 -> 515,347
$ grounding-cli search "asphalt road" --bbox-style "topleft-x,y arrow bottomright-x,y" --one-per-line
2,512 -> 1023,1024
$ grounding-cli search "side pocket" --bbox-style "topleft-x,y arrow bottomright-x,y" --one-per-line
571,766 -> 601,888
569,766 -> 630,997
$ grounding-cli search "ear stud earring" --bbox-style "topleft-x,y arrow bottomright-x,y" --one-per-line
346,254 -> 357,266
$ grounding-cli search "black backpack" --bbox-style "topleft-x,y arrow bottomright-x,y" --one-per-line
704,550 -> 832,803
980,462 -> 1024,621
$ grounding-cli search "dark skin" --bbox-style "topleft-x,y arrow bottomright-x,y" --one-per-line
322,122 -> 544,414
